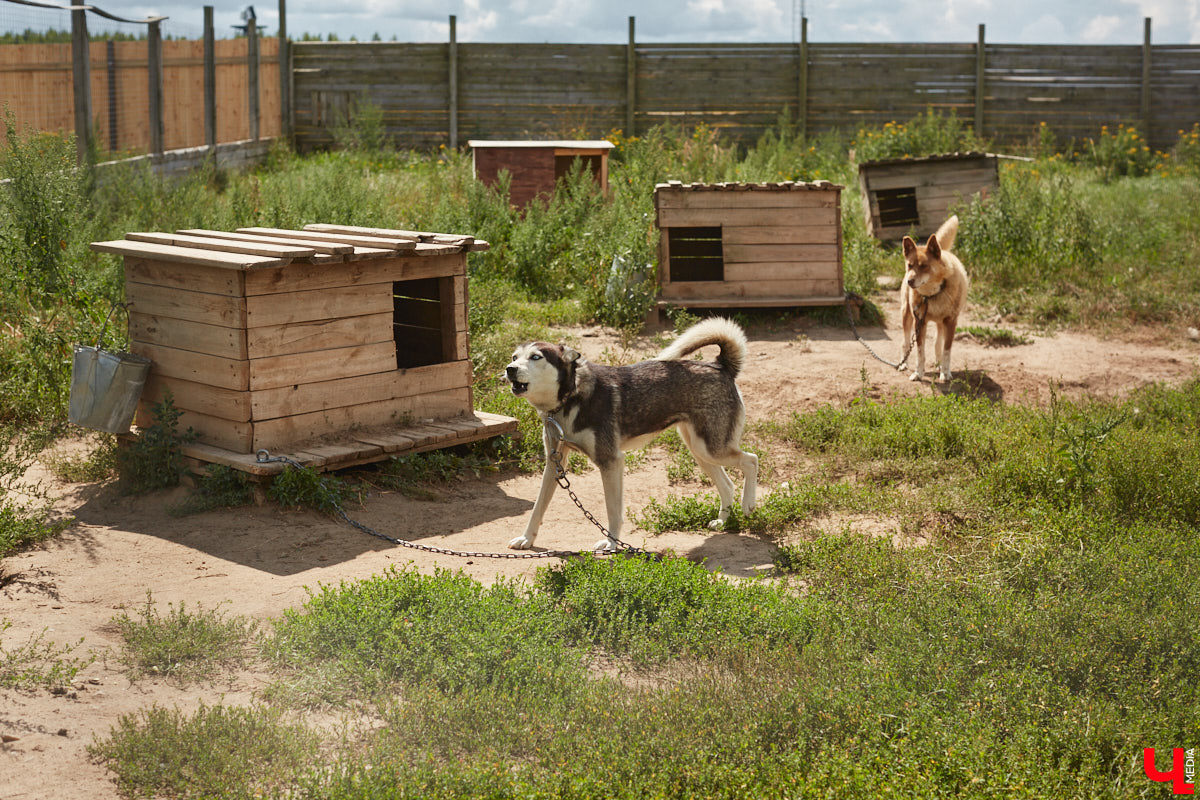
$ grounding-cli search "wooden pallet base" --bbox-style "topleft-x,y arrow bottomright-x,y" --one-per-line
656,295 -> 846,309
172,411 -> 519,477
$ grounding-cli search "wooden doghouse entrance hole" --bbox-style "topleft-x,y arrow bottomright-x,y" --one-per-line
393,276 -> 453,369
667,226 -> 724,282
875,187 -> 920,229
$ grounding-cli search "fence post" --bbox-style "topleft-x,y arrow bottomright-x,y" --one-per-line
798,16 -> 808,140
106,40 -> 117,151
70,7 -> 92,163
279,0 -> 291,143
148,19 -> 164,155
626,16 -> 636,136
1141,17 -> 1152,138
975,24 -> 985,138
204,6 -> 216,149
248,8 -> 260,141
448,15 -> 458,149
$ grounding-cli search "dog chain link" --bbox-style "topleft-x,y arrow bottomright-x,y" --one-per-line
255,440 -> 646,560
844,292 -> 923,371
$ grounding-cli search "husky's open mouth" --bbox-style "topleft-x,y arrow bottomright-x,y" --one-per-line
510,380 -> 529,395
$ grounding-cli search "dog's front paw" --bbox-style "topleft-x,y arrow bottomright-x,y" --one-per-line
593,537 -> 619,552
707,518 -> 726,531
508,535 -> 535,550
909,371 -> 924,382
940,371 -> 953,382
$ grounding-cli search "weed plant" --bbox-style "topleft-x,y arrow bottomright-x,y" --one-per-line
170,464 -> 254,516
116,391 -> 197,493
267,463 -> 355,515
0,619 -> 94,689
110,592 -> 259,682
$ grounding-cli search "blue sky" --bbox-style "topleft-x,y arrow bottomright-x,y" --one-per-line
11,0 -> 1199,44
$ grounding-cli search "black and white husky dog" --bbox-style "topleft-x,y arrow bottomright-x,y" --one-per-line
503,317 -> 758,551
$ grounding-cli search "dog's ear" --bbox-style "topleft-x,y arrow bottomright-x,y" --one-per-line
926,233 -> 941,259
561,345 -> 581,364
902,236 -> 917,259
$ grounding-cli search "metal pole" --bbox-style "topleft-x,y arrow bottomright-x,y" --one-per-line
278,0 -> 291,143
798,17 -> 808,141
1141,17 -> 1152,138
148,19 -> 164,155
975,24 -> 985,138
626,16 -> 635,136
204,6 -> 216,149
71,8 -> 92,163
448,15 -> 458,149
248,8 -> 260,141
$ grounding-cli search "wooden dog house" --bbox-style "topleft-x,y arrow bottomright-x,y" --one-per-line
654,181 -> 844,309
90,224 -> 517,476
857,152 -> 1000,241
469,140 -> 614,208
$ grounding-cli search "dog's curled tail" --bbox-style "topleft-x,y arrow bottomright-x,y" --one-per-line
936,214 -> 959,251
656,317 -> 748,378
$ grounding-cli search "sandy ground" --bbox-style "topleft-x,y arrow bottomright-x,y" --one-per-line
2,293 -> 1198,799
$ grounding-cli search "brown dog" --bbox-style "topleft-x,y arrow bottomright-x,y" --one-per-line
899,215 -> 969,382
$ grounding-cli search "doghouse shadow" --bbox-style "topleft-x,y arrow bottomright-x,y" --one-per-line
933,369 -> 1004,402
68,472 -> 534,577
669,531 -> 781,579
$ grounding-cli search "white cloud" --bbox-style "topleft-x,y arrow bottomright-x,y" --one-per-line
1082,14 -> 1123,41
1019,13 -> 1066,43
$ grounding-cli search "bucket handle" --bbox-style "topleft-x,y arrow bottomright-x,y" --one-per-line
94,301 -> 132,349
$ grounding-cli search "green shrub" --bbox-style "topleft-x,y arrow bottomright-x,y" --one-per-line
116,391 -> 197,493
266,463 -> 355,514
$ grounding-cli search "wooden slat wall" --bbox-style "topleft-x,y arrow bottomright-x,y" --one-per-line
983,44 -> 1144,146
0,38 -> 280,151
291,40 -> 1199,153
292,42 -> 449,151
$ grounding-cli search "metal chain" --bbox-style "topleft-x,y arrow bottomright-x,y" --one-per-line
255,442 -> 647,560
844,292 -> 923,372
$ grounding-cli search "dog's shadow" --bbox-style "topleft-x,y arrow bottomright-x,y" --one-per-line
934,369 -> 1004,402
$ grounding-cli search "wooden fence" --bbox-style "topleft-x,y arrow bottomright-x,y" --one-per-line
292,24 -> 1200,154
0,37 -> 279,152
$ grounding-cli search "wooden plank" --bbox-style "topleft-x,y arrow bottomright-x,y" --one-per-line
866,166 -> 997,192
247,312 -> 394,358
132,341 -> 249,391
656,295 -> 845,309
125,281 -> 247,328
130,312 -> 247,359
658,206 -> 837,228
302,223 -> 477,248
92,238 -> 284,269
137,403 -> 253,453
177,228 -> 356,255
660,278 -> 842,300
723,244 -> 841,264
126,258 -> 244,296
291,441 -> 383,466
251,360 -> 471,419
721,226 -> 840,246
249,341 -> 397,392
141,373 -> 251,422
351,431 -> 418,453
723,262 -> 842,282
242,253 -> 465,295
238,226 -> 418,252
126,231 -> 317,259
656,189 -> 839,210
245,284 -> 394,327
179,442 -> 284,476
251,387 -> 472,451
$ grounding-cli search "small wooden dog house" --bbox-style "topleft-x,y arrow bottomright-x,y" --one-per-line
469,140 -> 614,208
654,181 -> 844,309
90,224 -> 516,476
857,152 -> 1000,241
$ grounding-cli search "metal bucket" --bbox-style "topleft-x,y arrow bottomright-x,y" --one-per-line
68,345 -> 152,434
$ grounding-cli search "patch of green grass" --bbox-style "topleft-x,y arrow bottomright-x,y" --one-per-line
110,593 -> 258,683
0,619 -> 94,690
371,447 -> 497,500
88,703 -> 317,800
958,324 -> 1033,347
43,435 -> 118,483
116,391 -> 197,494
267,463 -> 356,515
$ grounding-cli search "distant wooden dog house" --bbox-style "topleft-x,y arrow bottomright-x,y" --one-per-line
469,140 -> 614,207
654,181 -> 844,309
858,152 -> 1000,241
90,225 -> 517,476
